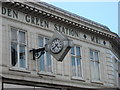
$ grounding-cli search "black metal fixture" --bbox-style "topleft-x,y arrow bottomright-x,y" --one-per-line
30,47 -> 45,60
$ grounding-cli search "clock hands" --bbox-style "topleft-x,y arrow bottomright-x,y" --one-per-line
51,38 -> 63,54
52,42 -> 61,50
52,43 -> 58,50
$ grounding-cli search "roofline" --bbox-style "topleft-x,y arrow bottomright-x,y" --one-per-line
37,1 -> 110,31
1,1 -> 118,38
1,0 -> 112,31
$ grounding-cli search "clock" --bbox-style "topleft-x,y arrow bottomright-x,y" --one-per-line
50,38 -> 63,54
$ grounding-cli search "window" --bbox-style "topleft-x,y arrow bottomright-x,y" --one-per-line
38,36 -> 53,73
71,46 -> 82,77
91,36 -> 100,44
90,49 -> 100,81
11,27 -> 27,68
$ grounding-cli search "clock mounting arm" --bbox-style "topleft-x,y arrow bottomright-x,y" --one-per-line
29,47 -> 45,60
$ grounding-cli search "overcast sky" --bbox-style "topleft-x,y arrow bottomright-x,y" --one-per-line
41,1 -> 118,34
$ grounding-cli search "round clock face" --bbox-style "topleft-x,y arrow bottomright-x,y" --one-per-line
50,38 -> 63,54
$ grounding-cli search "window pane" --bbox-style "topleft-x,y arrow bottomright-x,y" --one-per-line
90,50 -> 100,80
38,37 -> 43,47
76,47 -> 80,56
90,61 -> 95,80
95,62 -> 100,80
71,56 -> 76,76
71,47 -> 75,55
11,43 -> 18,67
40,54 -> 45,71
11,29 -> 17,42
46,52 -> 52,72
90,50 -> 93,60
95,51 -> 99,61
19,31 -> 25,43
77,58 -> 82,77
45,38 -> 52,72
46,53 -> 51,66
71,56 -> 75,66
19,45 -> 26,68
71,46 -> 82,77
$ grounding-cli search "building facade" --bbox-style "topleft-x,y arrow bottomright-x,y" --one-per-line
0,0 -> 120,90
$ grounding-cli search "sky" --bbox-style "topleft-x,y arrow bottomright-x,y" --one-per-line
41,1 -> 118,34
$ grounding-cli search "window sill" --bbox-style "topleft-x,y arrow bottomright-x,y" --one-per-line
91,80 -> 103,84
38,71 -> 55,77
9,67 -> 30,73
71,76 -> 85,82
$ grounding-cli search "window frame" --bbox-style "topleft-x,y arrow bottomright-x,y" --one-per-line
89,49 -> 101,81
10,27 -> 27,69
37,35 -> 53,74
71,45 -> 83,78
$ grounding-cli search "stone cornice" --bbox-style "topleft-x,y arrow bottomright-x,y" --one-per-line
2,2 -> 116,37
36,2 -> 110,30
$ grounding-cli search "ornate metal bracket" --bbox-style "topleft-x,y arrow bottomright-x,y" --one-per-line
29,47 -> 45,60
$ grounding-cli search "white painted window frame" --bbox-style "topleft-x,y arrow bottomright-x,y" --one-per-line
10,27 -> 27,69
37,36 -> 53,74
90,49 -> 101,81
71,46 -> 83,78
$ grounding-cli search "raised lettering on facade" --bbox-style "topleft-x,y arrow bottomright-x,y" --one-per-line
1,7 -> 104,45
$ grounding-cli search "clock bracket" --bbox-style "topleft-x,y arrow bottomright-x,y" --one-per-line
30,47 -> 45,60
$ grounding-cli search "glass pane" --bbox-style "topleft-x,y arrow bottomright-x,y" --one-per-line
11,29 -> 17,42
90,61 -> 95,80
38,37 -> 43,47
95,51 -> 99,61
46,52 -> 51,66
76,47 -> 81,56
71,56 -> 75,66
71,56 -> 76,76
90,50 -> 93,60
95,62 -> 100,80
46,52 -> 52,72
71,47 -> 75,55
19,31 -> 25,43
77,58 -> 81,65
77,58 -> 82,77
40,54 -> 45,71
19,45 -> 26,68
11,43 -> 18,67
